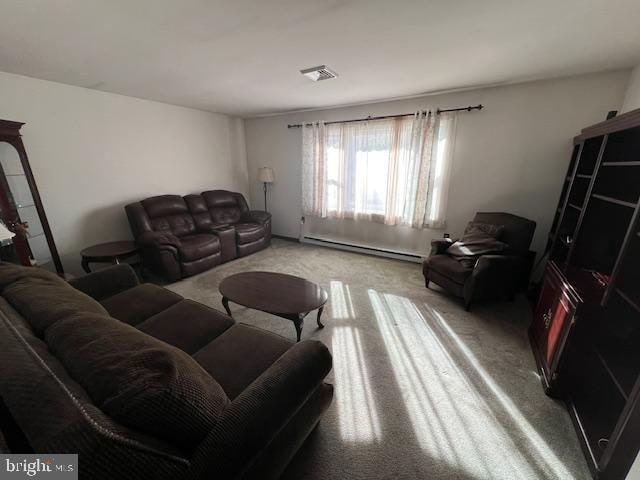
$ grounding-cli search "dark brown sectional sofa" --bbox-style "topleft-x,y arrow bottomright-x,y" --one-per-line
0,263 -> 333,479
126,190 -> 271,281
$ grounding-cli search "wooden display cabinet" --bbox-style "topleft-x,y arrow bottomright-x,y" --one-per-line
531,108 -> 640,479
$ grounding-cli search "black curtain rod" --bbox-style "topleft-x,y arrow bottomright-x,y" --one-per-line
287,104 -> 483,128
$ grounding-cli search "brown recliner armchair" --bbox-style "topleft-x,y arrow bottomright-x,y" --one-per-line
125,191 -> 271,282
423,212 -> 536,310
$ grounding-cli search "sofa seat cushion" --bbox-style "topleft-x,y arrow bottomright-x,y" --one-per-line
45,312 -> 229,450
193,324 -> 292,400
101,283 -> 182,326
234,223 -> 265,245
178,234 -> 221,262
137,300 -> 234,354
425,254 -> 473,284
0,262 -> 108,335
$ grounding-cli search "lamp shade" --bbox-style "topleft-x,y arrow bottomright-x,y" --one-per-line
258,167 -> 274,183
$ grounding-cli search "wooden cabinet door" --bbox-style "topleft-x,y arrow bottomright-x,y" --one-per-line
530,263 -> 578,393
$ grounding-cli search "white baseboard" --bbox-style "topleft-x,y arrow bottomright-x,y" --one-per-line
301,235 -> 425,263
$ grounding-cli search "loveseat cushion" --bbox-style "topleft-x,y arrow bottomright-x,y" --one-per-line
45,312 -> 229,450
178,234 -> 221,262
101,283 -> 182,326
137,300 -> 234,354
234,223 -> 265,245
0,262 -> 108,335
193,324 -> 292,399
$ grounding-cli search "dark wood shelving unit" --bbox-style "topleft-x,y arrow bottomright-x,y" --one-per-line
529,109 -> 640,480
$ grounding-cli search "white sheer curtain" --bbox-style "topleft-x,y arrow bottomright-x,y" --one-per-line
301,111 -> 457,229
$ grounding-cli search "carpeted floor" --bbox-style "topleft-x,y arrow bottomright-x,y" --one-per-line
167,239 -> 590,480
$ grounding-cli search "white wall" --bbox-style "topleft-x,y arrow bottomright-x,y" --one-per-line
244,70 -> 629,258
622,64 -> 640,113
0,71 -> 249,274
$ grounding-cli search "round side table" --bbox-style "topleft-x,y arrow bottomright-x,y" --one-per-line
80,241 -> 138,273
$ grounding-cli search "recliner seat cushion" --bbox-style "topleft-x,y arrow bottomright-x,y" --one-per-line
0,262 -> 108,335
425,255 -> 473,284
178,234 -> 221,262
101,284 -> 182,326
45,312 -> 229,450
234,223 -> 265,245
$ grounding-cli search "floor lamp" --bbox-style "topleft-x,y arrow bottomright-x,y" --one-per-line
258,167 -> 274,211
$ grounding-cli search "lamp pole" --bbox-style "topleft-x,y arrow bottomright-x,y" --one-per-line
263,182 -> 268,211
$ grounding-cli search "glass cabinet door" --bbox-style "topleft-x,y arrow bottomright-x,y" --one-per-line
0,141 -> 56,272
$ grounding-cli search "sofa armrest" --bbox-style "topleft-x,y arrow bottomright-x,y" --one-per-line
240,210 -> 271,224
192,340 -> 332,477
137,231 -> 181,248
68,264 -> 140,301
430,238 -> 454,256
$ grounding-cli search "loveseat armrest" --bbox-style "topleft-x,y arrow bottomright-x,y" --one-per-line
137,231 -> 182,248
197,223 -> 230,234
192,340 -> 332,478
430,238 -> 454,256
240,210 -> 271,224
68,264 -> 140,301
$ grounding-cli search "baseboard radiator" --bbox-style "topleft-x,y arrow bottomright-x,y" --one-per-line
301,236 -> 424,263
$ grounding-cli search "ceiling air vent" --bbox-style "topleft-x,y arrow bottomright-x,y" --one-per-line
300,65 -> 338,82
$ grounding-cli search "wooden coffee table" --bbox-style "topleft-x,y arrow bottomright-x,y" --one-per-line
219,271 -> 328,342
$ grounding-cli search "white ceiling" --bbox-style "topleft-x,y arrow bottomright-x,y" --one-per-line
1,0 -> 639,117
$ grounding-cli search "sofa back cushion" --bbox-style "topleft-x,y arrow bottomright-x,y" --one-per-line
0,262 -> 108,336
184,194 -> 216,231
45,312 -> 229,450
201,190 -> 249,225
141,195 -> 196,237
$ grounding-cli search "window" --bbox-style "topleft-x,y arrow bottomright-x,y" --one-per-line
302,112 -> 456,229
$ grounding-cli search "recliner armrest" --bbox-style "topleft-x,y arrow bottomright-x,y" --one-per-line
197,223 -> 230,233
68,264 -> 140,301
137,231 -> 182,248
240,210 -> 271,224
473,254 -> 524,275
430,238 -> 455,256
192,340 -> 332,477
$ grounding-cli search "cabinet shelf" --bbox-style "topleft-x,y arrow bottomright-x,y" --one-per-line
591,194 -> 636,209
568,203 -> 582,212
595,349 -> 629,401
614,288 -> 640,315
602,161 -> 640,167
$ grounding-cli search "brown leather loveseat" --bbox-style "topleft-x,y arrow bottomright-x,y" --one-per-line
125,190 -> 271,281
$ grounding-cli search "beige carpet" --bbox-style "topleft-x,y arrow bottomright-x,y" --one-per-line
167,239 -> 590,480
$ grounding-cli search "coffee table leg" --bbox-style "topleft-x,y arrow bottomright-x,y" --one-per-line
222,297 -> 232,317
316,306 -> 325,329
81,258 -> 91,273
294,314 -> 304,342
